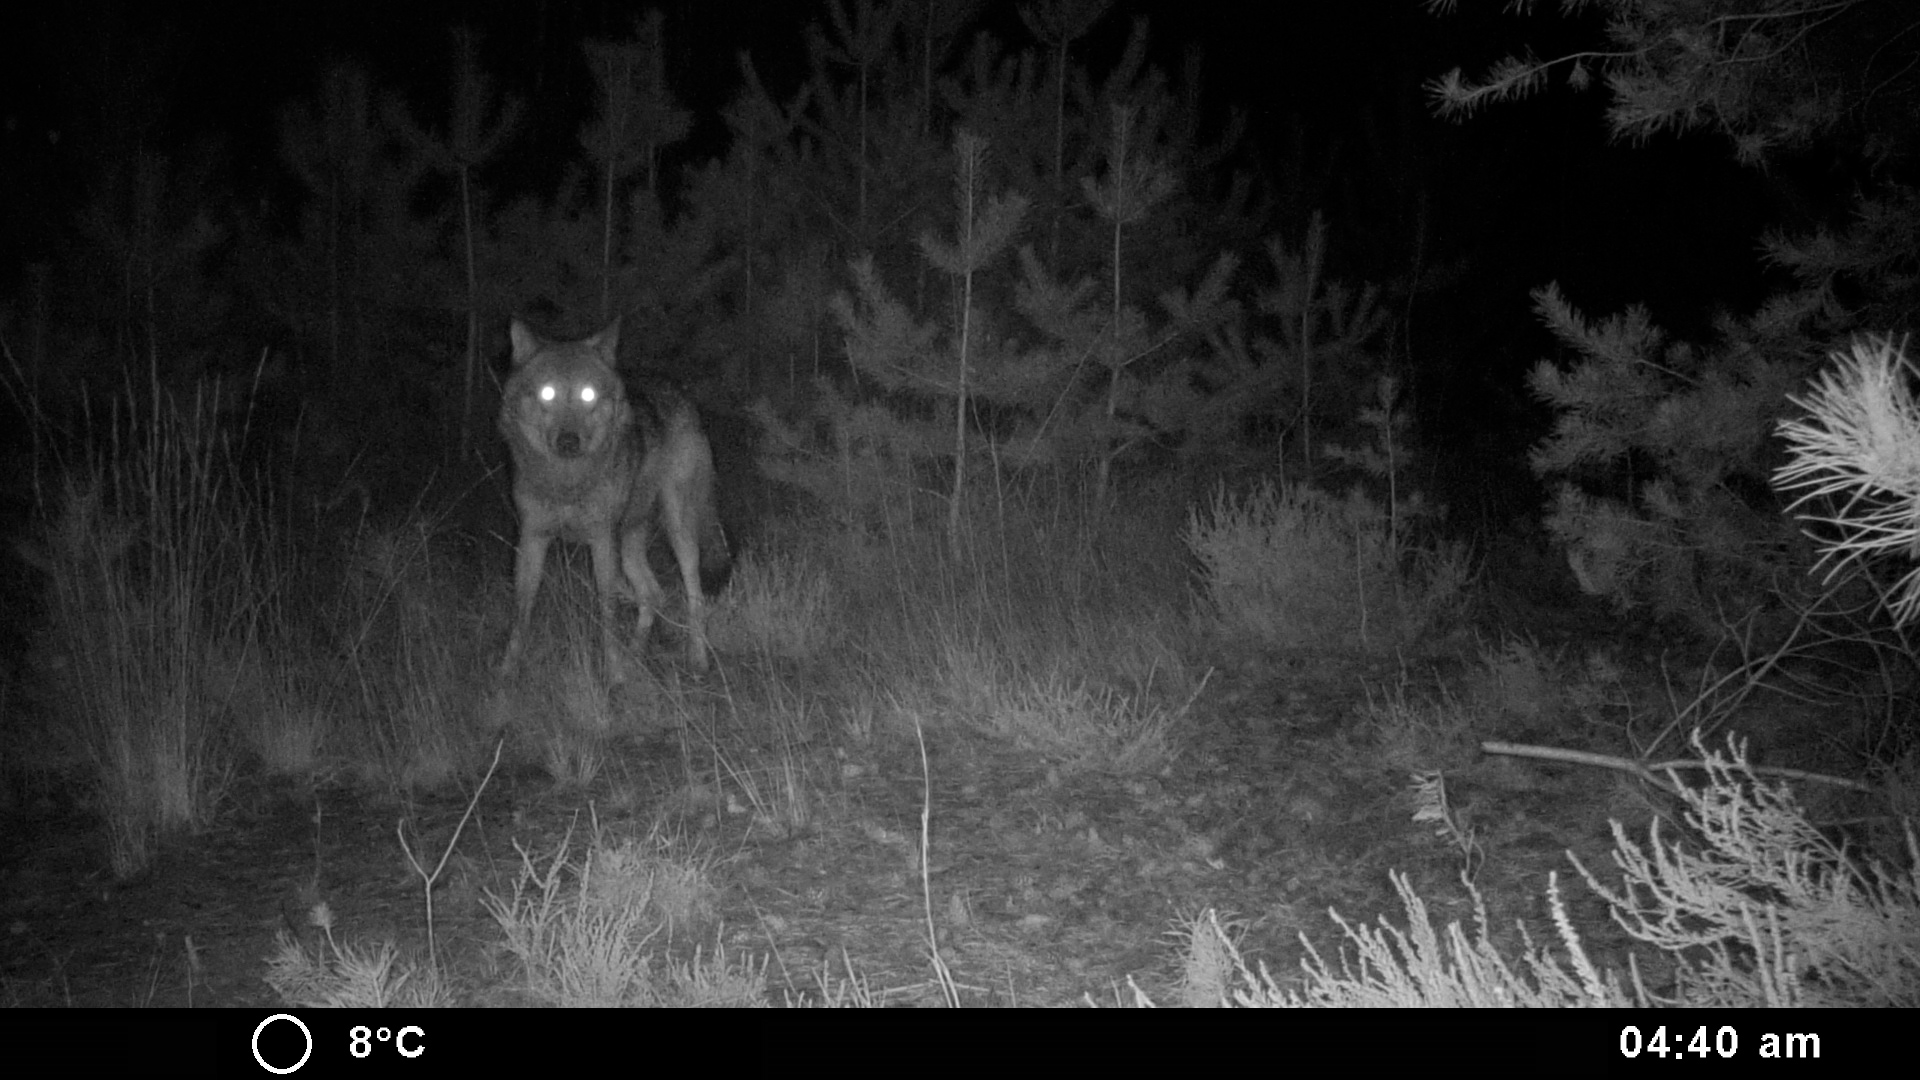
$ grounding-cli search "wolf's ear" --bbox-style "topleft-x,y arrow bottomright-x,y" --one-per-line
508,319 -> 542,367
587,317 -> 622,358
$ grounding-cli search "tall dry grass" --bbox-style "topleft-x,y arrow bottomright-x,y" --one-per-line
20,378 -> 282,876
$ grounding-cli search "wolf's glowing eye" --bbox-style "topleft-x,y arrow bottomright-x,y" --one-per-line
538,384 -> 557,403
579,386 -> 597,404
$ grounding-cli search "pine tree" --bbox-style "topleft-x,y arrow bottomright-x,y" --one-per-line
1432,0 -> 1920,633
580,12 -> 692,323
386,28 -> 523,461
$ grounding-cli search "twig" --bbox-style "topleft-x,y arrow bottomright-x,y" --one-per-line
1481,739 -> 1873,794
397,737 -> 505,972
914,713 -> 959,1007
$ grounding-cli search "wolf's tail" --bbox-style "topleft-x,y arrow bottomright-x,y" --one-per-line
701,508 -> 731,574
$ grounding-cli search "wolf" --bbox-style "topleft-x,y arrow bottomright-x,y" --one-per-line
497,317 -> 726,679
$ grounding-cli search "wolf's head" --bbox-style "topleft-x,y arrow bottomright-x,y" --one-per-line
502,318 -> 629,460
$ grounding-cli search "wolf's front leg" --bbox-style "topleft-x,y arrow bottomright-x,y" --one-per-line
588,527 -> 627,682
501,529 -> 551,677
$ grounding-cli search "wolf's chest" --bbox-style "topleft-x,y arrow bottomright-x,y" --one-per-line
512,455 -> 634,532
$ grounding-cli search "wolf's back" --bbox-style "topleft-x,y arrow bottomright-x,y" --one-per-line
629,376 -> 729,572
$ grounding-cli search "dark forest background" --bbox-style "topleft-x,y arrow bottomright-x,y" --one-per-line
2,1 -> 1847,533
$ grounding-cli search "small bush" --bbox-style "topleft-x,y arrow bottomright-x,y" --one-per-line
265,902 -> 450,1008
706,544 -> 841,661
483,824 -> 763,1007
1184,479 -> 1466,652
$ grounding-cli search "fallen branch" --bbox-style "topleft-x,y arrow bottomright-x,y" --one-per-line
1480,740 -> 1874,795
